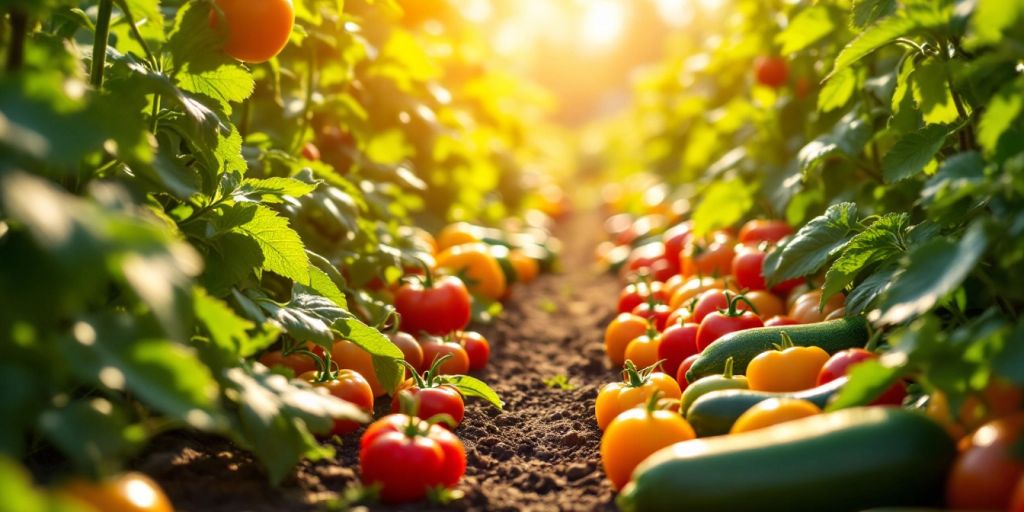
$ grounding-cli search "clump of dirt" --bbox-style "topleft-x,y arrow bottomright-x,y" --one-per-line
136,212 -> 622,511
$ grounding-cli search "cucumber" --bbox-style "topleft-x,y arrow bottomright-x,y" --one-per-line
686,317 -> 869,382
686,377 -> 847,436
618,408 -> 955,512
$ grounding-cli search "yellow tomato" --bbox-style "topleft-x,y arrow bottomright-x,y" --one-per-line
624,333 -> 661,370
746,336 -> 830,392
435,243 -> 507,301
436,222 -> 481,251
62,473 -> 174,512
730,398 -> 822,434
595,364 -> 680,430
508,249 -> 540,283
601,403 -> 695,490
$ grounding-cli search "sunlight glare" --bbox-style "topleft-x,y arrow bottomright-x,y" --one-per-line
581,0 -> 626,49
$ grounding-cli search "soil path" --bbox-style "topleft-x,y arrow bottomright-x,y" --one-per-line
140,210 -> 621,511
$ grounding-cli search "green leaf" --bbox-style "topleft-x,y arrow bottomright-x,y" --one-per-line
0,456 -> 93,512
878,222 -> 988,324
777,6 -> 835,55
61,314 -> 223,430
194,287 -> 255,357
39,398 -> 145,476
223,365 -> 369,485
978,82 -> 1024,155
440,375 -> 504,411
852,0 -> 897,28
921,151 -> 986,207
233,177 -> 319,204
827,360 -> 905,411
822,213 -> 909,305
221,204 -> 311,285
692,178 -> 754,237
911,60 -> 961,125
881,124 -> 951,182
798,113 -> 872,174
307,265 -> 348,311
201,232 -> 263,296
846,265 -> 899,314
765,202 -> 861,284
827,15 -> 919,79
890,53 -> 916,114
966,0 -> 1023,49
334,317 -> 404,394
818,67 -> 856,113
177,58 -> 255,114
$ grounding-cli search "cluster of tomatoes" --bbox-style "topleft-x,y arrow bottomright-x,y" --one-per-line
595,218 -> 900,489
256,221 -> 552,503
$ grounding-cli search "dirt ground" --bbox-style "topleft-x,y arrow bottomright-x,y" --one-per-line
136,210 -> 623,511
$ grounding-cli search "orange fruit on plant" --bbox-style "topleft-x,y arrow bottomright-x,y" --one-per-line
211,0 -> 294,63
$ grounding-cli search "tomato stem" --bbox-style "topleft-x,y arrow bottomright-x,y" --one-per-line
90,0 -> 114,89
622,360 -> 646,387
722,357 -> 735,379
644,389 -> 664,414
423,353 -> 454,387
4,9 -> 27,72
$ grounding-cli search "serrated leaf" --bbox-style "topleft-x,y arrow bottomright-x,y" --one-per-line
881,124 -> 951,182
765,202 -> 860,284
224,204 -> 311,285
692,178 -> 754,237
921,151 -> 986,206
177,58 -> 255,114
978,82 -> 1023,155
201,232 -> 263,295
852,0 -> 897,27
822,213 -> 909,305
911,60 -> 961,125
818,67 -> 856,112
827,15 -> 919,79
440,375 -> 504,411
891,53 -> 916,113
307,265 -> 348,310
878,222 -> 988,324
847,265 -> 898,314
777,6 -> 835,55
233,177 -> 319,204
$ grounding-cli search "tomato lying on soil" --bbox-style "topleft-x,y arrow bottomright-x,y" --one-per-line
301,369 -> 374,435
360,414 -> 466,503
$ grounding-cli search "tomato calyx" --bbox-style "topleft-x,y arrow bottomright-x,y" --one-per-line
717,291 -> 760,318
403,353 -> 454,390
622,359 -> 667,387
772,331 -> 798,351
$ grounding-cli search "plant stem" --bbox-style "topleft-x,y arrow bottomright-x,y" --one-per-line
5,9 -> 28,72
112,0 -> 157,68
91,0 -> 114,89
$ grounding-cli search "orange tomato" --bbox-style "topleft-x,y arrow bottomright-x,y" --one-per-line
595,364 -> 680,430
332,339 -> 387,397
730,398 -> 821,434
508,250 -> 540,283
419,338 -> 471,376
743,290 -> 785,319
601,402 -> 695,490
669,277 -> 724,310
604,313 -> 650,366
788,290 -> 845,324
436,223 -> 481,251
62,473 -> 174,512
435,243 -> 507,301
680,232 -> 736,278
747,337 -> 830,392
624,332 -> 661,370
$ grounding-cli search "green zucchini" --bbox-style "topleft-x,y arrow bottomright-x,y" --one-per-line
686,317 -> 869,382
685,377 -> 847,436
618,408 -> 955,512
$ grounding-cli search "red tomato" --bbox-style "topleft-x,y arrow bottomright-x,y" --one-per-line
456,331 -> 490,371
1011,475 -> 1024,512
626,242 -> 666,273
764,315 -> 801,327
211,0 -> 295,64
395,275 -> 472,336
680,232 -> 736,278
359,415 -> 466,503
662,222 -> 694,263
755,56 -> 789,88
816,349 -> 907,406
738,219 -> 793,245
301,142 -> 321,161
664,307 -> 692,329
696,294 -> 764,352
676,354 -> 700,391
301,370 -> 374,435
388,332 -> 424,375
657,322 -> 699,377
691,289 -> 755,324
650,258 -> 678,282
259,349 -> 318,375
632,302 -> 672,331
391,384 -> 465,428
947,413 -> 1024,510
771,276 -> 806,297
420,338 -> 470,375
618,281 -> 669,313
732,247 -> 767,291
